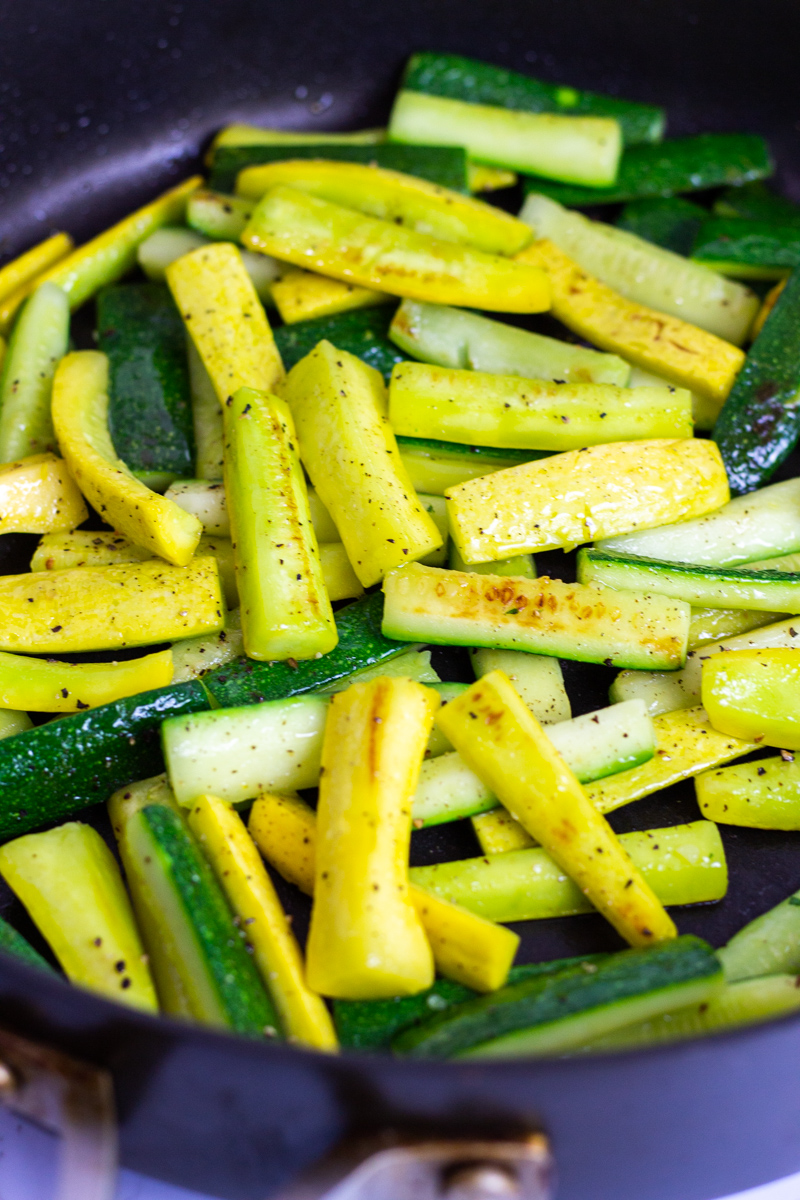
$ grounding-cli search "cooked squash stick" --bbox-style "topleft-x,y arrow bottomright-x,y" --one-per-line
52,351 -> 202,566
585,707 -> 756,816
389,361 -> 692,449
0,557 -> 222,653
31,529 -> 237,610
242,186 -> 551,313
516,239 -> 745,407
0,822 -> 157,1011
318,543 -> 364,602
0,646 -> 172,712
0,232 -> 74,334
223,386 -> 336,660
281,341 -> 442,586
235,160 -> 532,255
187,792 -> 338,1051
306,678 -> 437,999
0,453 -> 87,535
271,267 -> 390,324
436,671 -> 677,947
701,648 -> 800,750
166,242 -> 284,404
445,438 -> 729,561
249,790 -> 519,993
0,283 -> 69,461
382,562 -> 690,671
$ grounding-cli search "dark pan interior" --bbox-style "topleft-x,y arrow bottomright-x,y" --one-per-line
3,3 -> 800,1200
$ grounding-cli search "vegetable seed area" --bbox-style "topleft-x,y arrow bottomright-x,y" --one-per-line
1,47 -> 800,1060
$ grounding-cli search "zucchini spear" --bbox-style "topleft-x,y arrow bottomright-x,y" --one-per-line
435,671 -> 677,947
186,792 -> 338,1051
51,351 -> 203,566
223,386 -> 336,660
305,678 -> 438,999
701,648 -> 800,750
242,186 -> 551,314
0,233 -> 74,335
249,790 -> 520,994
0,647 -> 173,712
0,822 -> 158,1011
281,341 -> 442,586
0,282 -> 70,461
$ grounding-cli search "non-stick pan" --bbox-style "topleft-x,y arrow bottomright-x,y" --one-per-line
2,2 -> 800,1198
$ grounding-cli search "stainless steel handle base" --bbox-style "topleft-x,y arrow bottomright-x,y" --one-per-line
0,1026 -> 117,1200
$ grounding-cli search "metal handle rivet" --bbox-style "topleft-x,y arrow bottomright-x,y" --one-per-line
441,1162 -> 521,1199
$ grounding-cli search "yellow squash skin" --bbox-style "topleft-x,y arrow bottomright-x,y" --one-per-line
0,557 -> 223,653
585,706 -> 757,816
31,529 -> 237,610
382,562 -> 690,671
187,793 -> 338,1052
166,242 -> 284,404
271,267 -> 389,324
0,453 -> 87,534
702,648 -> 800,750
22,178 -> 201,318
436,671 -> 677,947
282,341 -> 442,586
445,438 -> 729,561
696,755 -> 800,830
0,232 -> 74,334
249,790 -> 519,993
0,646 -> 172,712
52,351 -> 202,566
235,160 -> 532,256
305,677 -> 438,999
223,386 -> 336,661
318,543 -> 363,602
0,822 -> 158,1011
516,239 -> 745,406
242,186 -> 551,314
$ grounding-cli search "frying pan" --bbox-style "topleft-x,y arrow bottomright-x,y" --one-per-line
2,2 -> 800,1198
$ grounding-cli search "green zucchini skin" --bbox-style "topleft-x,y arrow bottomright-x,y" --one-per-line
523,134 -> 772,208
577,547 -> 800,613
692,218 -> 800,275
209,143 -> 468,194
617,196 -> 707,257
713,268 -> 800,495
396,435 -> 539,467
393,936 -> 721,1059
334,956 -> 608,1051
0,912 -> 56,974
273,307 -> 406,384
714,181 -> 800,225
401,52 -> 664,147
97,283 -> 195,481
0,681 -> 209,840
202,592 -> 411,709
132,805 -> 280,1036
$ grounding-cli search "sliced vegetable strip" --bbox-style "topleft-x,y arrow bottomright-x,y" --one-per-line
166,242 -> 284,405
0,232 -> 74,334
584,707 -> 756,816
696,755 -> 800,831
0,283 -> 69,460
437,671 -> 676,946
0,647 -> 173,712
719,885 -> 800,981
248,791 -> 520,993
282,341 -> 442,586
305,678 -> 438,999
0,822 -> 157,1011
0,557 -> 222,654
224,386 -> 336,660
446,438 -> 729,560
242,186 -> 551,314
516,239 -> 745,406
234,160 -> 531,255
187,793 -> 338,1051
52,351 -> 202,566
701,648 -> 800,749
0,453 -> 87,535
271,268 -> 388,325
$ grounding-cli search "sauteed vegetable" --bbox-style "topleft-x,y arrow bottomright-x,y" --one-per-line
2,49 -> 800,1058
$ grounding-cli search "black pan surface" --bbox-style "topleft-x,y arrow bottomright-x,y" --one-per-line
3,2 -> 800,1199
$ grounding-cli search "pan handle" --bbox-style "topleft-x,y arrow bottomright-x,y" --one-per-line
275,1133 -> 553,1200
0,1026 -> 117,1200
